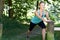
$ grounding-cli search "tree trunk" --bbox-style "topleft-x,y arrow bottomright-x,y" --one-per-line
8,0 -> 13,18
0,0 -> 4,39
47,21 -> 55,40
36,0 -> 38,10
0,24 -> 3,40
9,8 -> 13,18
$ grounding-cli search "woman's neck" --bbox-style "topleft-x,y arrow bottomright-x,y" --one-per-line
40,9 -> 44,12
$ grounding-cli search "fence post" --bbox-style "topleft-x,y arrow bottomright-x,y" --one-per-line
46,21 -> 55,40
0,24 -> 3,40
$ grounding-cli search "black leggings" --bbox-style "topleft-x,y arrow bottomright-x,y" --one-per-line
29,21 -> 46,31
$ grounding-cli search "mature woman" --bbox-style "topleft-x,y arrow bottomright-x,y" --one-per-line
27,1 -> 51,40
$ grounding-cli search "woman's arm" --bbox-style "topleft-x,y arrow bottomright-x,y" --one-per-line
46,11 -> 50,20
35,10 -> 46,22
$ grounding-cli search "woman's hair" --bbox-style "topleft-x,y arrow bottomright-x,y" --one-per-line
36,1 -> 44,10
39,1 -> 44,5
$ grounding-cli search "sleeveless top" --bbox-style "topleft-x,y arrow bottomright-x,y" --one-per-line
31,9 -> 46,24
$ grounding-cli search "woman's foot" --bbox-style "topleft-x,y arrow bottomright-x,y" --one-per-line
26,35 -> 30,40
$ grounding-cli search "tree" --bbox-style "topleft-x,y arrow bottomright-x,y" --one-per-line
8,0 -> 13,18
0,0 -> 4,39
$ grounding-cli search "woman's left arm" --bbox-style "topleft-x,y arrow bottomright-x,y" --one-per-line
46,11 -> 50,20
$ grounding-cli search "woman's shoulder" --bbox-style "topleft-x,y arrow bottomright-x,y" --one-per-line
44,10 -> 48,14
36,9 -> 40,13
37,9 -> 40,11
34,9 -> 40,13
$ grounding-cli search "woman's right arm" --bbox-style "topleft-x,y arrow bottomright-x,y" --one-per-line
35,10 -> 46,22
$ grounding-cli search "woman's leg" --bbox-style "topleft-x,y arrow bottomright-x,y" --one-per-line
27,30 -> 31,38
27,22 -> 36,38
38,21 -> 46,40
42,28 -> 46,40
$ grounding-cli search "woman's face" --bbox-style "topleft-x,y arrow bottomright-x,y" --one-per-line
40,3 -> 45,10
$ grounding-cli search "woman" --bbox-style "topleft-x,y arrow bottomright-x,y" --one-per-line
27,1 -> 51,40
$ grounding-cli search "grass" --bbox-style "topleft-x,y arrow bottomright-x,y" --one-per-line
30,34 -> 42,40
1,16 -> 29,40
0,16 -> 60,40
54,31 -> 60,40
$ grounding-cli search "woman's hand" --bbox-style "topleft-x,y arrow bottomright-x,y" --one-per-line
46,20 -> 52,22
42,18 -> 47,22
42,18 -> 52,22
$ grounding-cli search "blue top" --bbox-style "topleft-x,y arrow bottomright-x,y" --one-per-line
31,9 -> 46,24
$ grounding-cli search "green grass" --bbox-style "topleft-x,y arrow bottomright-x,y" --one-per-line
54,31 -> 60,40
1,16 -> 60,40
1,16 -> 29,40
30,34 -> 42,40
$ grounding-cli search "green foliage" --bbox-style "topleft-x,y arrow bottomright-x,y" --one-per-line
4,0 -> 37,21
4,0 -> 60,22
54,24 -> 60,27
48,1 -> 60,21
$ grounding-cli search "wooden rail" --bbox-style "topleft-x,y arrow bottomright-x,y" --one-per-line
54,27 -> 60,31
